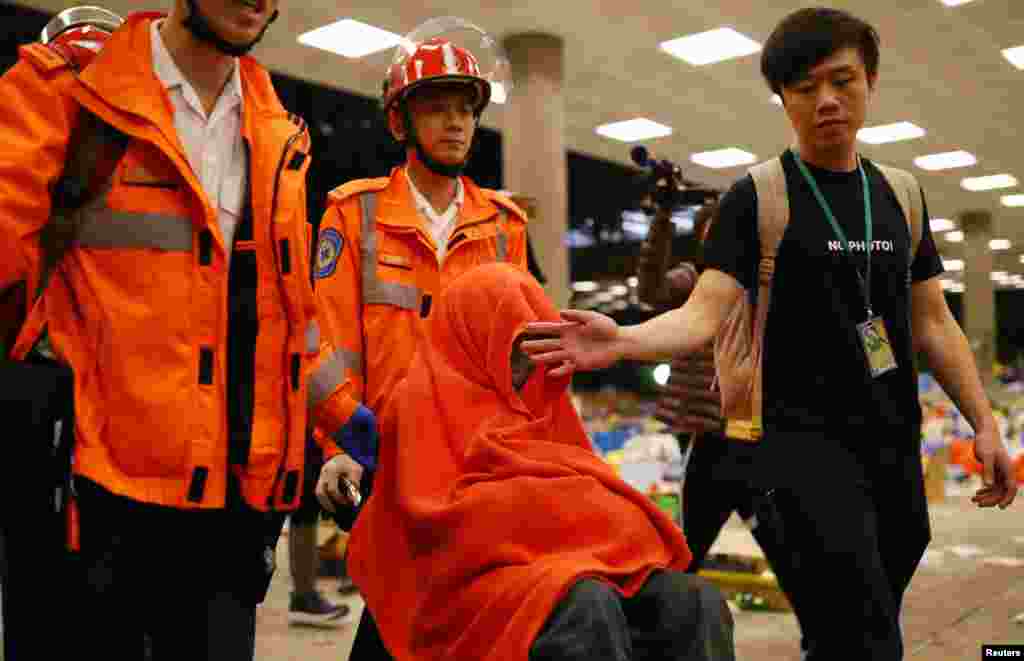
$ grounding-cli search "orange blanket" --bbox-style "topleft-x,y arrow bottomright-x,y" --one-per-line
347,263 -> 691,661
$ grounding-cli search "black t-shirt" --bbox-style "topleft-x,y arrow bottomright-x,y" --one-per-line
703,150 -> 944,434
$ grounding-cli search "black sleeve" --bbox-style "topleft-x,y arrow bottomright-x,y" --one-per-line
911,188 -> 944,283
701,174 -> 759,290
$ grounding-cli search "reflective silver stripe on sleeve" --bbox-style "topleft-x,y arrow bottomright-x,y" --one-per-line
305,321 -> 321,354
76,208 -> 194,251
308,348 -> 362,407
495,209 -> 508,262
366,280 -> 421,310
360,192 -> 423,310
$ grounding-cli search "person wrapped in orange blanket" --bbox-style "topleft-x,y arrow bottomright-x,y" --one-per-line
346,262 -> 735,661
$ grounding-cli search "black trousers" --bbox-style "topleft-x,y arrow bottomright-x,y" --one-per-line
67,477 -> 285,660
762,428 -> 931,661
680,434 -> 811,650
0,359 -> 74,660
529,571 -> 735,661
350,606 -> 394,659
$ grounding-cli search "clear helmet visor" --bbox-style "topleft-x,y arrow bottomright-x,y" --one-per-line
386,16 -> 513,110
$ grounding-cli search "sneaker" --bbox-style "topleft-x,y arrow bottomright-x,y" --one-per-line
289,591 -> 353,628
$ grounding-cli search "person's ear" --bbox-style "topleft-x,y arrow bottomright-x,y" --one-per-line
388,108 -> 406,142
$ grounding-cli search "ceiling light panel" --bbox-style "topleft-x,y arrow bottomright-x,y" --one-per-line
690,148 -> 757,169
595,118 -> 673,142
857,122 -> 926,145
991,239 -> 1012,251
1002,194 -> 1024,207
930,218 -> 955,232
659,28 -> 762,66
945,231 -> 965,243
962,174 -> 1018,191
1003,45 -> 1024,70
297,19 -> 401,59
914,151 -> 977,171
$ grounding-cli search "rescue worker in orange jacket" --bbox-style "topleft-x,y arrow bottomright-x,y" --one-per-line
311,17 -> 529,658
0,2 -> 364,658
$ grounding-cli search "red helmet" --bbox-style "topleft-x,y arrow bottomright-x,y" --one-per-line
40,6 -> 123,72
383,37 -> 490,114
381,17 -> 511,116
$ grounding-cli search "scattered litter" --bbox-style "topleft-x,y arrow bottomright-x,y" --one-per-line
982,556 -> 1024,568
948,544 -> 986,558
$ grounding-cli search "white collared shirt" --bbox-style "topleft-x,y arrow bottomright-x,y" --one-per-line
151,19 -> 247,254
405,168 -> 464,262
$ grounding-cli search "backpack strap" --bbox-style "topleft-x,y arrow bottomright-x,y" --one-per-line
748,157 -> 790,267
874,163 -> 924,267
717,156 -> 789,442
38,109 -> 129,299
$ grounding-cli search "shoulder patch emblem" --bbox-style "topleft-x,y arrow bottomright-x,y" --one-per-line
315,228 -> 344,279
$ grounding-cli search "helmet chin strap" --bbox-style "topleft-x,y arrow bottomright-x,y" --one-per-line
183,0 -> 278,57
402,106 -> 476,178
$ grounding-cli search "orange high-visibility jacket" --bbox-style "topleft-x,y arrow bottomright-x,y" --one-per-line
311,168 -> 528,425
0,13 -> 354,511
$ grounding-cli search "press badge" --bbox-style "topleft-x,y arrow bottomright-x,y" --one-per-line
857,316 -> 897,378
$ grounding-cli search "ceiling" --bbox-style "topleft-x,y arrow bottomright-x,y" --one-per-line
20,0 -> 1024,280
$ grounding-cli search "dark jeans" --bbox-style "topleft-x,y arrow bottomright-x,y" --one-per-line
529,571 -> 735,661
68,477 -> 285,660
762,428 -> 931,661
681,434 -> 811,650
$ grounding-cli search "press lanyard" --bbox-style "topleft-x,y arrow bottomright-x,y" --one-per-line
792,149 -> 874,318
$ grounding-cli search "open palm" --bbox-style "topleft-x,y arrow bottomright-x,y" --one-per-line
521,309 -> 623,377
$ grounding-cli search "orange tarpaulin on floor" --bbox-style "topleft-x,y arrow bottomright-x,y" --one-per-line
347,263 -> 691,661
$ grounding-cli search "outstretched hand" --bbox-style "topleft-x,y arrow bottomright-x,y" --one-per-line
521,309 -> 624,377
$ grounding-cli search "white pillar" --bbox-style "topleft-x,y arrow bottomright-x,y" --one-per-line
501,33 -> 569,308
959,209 -> 996,385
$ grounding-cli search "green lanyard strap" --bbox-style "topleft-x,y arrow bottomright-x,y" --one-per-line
792,148 -> 874,317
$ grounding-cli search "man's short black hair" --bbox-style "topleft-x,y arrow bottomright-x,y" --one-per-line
761,7 -> 880,95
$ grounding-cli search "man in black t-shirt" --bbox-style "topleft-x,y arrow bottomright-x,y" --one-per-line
522,8 -> 1017,661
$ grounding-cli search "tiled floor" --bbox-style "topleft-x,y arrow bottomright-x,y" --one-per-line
255,483 -> 1024,660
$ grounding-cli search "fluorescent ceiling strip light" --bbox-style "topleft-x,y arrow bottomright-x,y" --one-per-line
945,231 -> 964,243
297,19 -> 401,59
991,239 -> 1012,250
943,258 -> 964,271
690,147 -> 757,169
659,28 -> 762,66
930,218 -> 955,232
857,121 -> 925,144
914,150 -> 977,171
940,0 -> 977,6
962,174 -> 1018,191
595,118 -> 673,142
1002,194 -> 1024,207
1002,45 -> 1024,70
